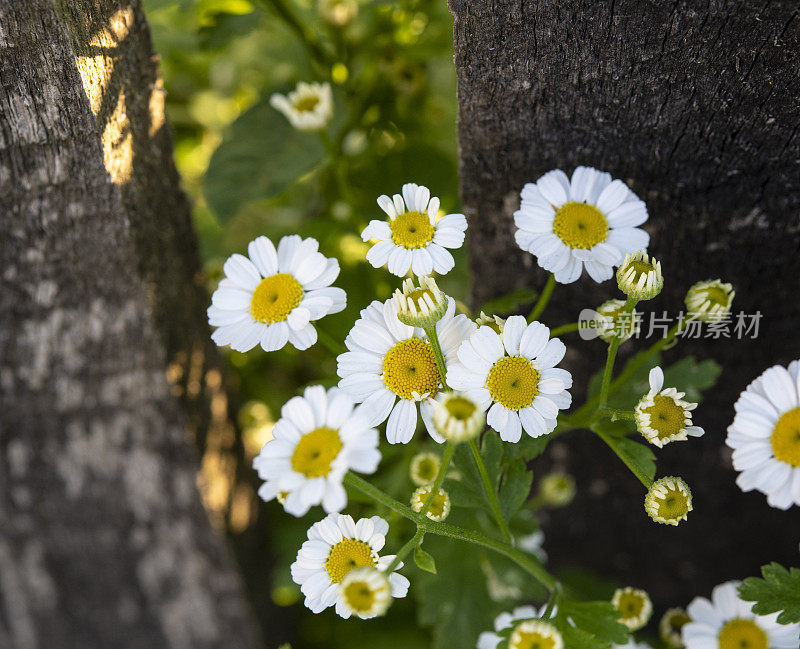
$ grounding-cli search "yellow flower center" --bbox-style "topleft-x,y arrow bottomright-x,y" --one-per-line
293,95 -> 320,112
290,427 -> 342,478
717,618 -> 768,649
643,395 -> 687,441
771,407 -> 800,467
445,396 -> 478,421
622,260 -> 656,283
324,539 -> 376,583
250,273 -> 303,324
655,485 -> 691,520
414,487 -> 449,519
382,338 -> 440,399
486,356 -> 540,410
389,211 -> 435,249
414,458 -> 438,483
698,285 -> 730,307
616,591 -> 645,619
552,201 -> 608,249
342,580 -> 377,613
665,610 -> 691,635
510,630 -> 557,649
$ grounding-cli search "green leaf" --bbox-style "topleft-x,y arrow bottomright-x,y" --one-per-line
593,419 -> 656,485
663,357 -> 722,403
415,535 -> 499,649
739,562 -> 800,624
204,96 -> 325,221
506,432 -> 552,462
414,545 -> 437,574
559,600 -> 630,646
448,434 -> 504,511
587,351 -> 661,410
478,287 -> 539,316
499,459 -> 534,521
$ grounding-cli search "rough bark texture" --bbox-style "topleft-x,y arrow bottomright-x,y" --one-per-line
451,0 -> 800,608
0,2 -> 261,648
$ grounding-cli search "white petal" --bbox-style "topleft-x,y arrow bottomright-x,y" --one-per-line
247,236 -> 278,276
260,321 -> 290,351
386,399 -> 418,444
223,253 -> 261,289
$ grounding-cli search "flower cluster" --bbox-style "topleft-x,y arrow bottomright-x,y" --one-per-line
204,168 -> 794,641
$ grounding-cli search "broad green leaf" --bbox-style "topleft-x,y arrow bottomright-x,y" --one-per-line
593,419 -> 656,485
414,545 -> 437,574
415,535 -> 499,649
499,459 -> 534,521
204,96 -> 325,221
478,287 -> 539,317
739,563 -> 800,624
663,357 -> 722,403
506,432 -> 552,462
559,600 -> 630,646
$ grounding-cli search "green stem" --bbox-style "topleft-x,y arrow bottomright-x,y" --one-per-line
597,408 -> 636,422
528,274 -> 556,322
385,443 -> 453,572
423,324 -> 449,388
468,438 -> 511,541
598,297 -> 637,409
344,473 -> 556,591
255,0 -> 332,66
550,322 -> 580,337
315,325 -> 346,356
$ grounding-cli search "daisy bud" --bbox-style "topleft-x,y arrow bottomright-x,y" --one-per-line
270,82 -> 333,131
595,298 -> 640,343
410,485 -> 451,521
616,251 -> 663,301
393,276 -> 448,327
318,0 -> 358,27
612,586 -> 653,631
538,471 -> 576,507
644,476 -> 693,526
431,391 -> 485,443
475,311 -> 505,334
685,279 -> 735,323
339,567 -> 392,619
409,452 -> 440,486
660,607 -> 690,648
509,620 -> 564,649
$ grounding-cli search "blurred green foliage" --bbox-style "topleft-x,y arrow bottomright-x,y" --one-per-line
145,0 -> 470,646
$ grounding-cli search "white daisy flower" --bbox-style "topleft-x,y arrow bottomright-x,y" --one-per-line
447,316 -> 573,443
595,298 -> 640,343
508,620 -> 563,649
253,386 -> 380,517
270,81 -> 333,131
339,567 -> 391,619
613,587 -> 653,631
477,604 -> 555,649
208,235 -> 346,353
538,471 -> 577,507
475,311 -> 505,334
290,513 -> 410,616
644,476 -> 693,526
516,529 -> 547,562
514,166 -> 649,284
726,360 -> 800,510
685,279 -> 735,323
337,297 -> 476,444
660,607 -> 691,648
431,391 -> 485,443
393,275 -> 449,328
361,183 -> 467,277
635,367 -> 705,448
683,581 -> 800,649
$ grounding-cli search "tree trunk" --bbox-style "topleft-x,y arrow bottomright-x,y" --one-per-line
0,2 -> 261,647
450,0 -> 800,607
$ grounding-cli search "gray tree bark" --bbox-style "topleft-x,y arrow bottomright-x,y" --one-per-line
451,0 -> 800,607
0,1 -> 261,648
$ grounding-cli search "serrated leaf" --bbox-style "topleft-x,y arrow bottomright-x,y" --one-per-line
663,357 -> 722,403
414,545 -> 437,574
739,562 -> 800,624
506,432 -> 552,462
204,96 -> 325,220
478,287 -> 539,316
499,459 -> 534,521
